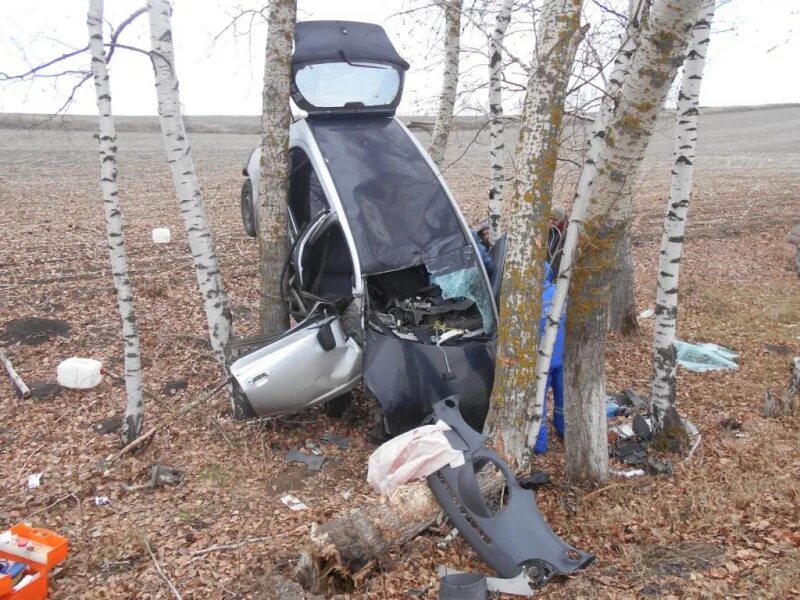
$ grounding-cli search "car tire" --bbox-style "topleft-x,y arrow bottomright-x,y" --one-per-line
241,180 -> 256,238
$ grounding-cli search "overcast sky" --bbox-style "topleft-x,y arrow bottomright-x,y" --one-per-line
1,0 -> 797,116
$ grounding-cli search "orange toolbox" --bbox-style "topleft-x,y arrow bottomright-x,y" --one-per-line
0,524 -> 68,600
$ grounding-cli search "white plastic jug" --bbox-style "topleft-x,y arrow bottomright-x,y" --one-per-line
152,228 -> 171,244
56,357 -> 104,389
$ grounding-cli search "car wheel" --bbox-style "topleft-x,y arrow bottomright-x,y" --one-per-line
240,180 -> 256,238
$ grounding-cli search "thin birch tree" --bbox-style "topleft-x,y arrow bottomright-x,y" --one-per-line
651,0 -> 716,431
487,0 -> 515,238
563,0 -> 703,484
258,0 -> 296,335
529,0 -> 647,450
429,0 -> 462,170
147,0 -> 232,363
484,0 -> 586,468
88,0 -> 144,445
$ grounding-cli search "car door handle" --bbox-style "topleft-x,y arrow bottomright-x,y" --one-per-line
248,372 -> 269,386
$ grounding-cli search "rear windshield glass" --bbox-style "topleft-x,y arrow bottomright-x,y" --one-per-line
295,61 -> 401,110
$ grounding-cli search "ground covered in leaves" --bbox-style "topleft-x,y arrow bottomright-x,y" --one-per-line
1,106 -> 799,599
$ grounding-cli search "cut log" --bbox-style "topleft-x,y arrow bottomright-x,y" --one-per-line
763,357 -> 799,417
0,348 -> 31,399
295,474 -> 503,594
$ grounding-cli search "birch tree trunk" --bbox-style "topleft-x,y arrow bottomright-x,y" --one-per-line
563,0 -> 702,484
484,0 -> 585,468
428,0 -> 462,170
258,0 -> 295,335
88,0 -> 144,445
487,0 -> 515,238
147,0 -> 232,364
604,0 -> 652,337
530,0 -> 645,450
650,0 -> 715,431
608,225 -> 639,334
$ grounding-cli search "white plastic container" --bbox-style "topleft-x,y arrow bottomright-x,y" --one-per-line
152,228 -> 171,244
56,357 -> 104,389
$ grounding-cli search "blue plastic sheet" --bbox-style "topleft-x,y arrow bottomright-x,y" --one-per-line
675,340 -> 738,372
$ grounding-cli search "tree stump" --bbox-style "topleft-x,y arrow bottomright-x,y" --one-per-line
763,357 -> 799,417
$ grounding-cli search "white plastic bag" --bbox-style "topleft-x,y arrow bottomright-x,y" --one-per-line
367,420 -> 465,496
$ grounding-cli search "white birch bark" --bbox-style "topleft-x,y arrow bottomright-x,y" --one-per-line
428,0 -> 462,170
487,0 -> 515,238
147,0 -> 232,363
651,0 -> 715,430
258,0 -> 295,336
529,0 -> 643,447
484,0 -> 585,468
88,0 -> 144,444
562,0 -> 702,484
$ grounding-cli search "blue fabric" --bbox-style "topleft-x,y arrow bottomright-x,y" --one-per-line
534,366 -> 564,453
472,230 -> 495,278
534,263 -> 567,454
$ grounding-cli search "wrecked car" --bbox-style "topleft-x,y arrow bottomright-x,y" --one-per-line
231,20 -> 506,436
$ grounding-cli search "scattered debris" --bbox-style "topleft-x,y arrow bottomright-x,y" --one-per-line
674,340 -> 738,372
151,464 -> 182,487
320,431 -> 351,449
638,308 -> 655,320
439,571 -> 488,599
94,416 -> 122,435
152,227 -> 171,244
0,347 -> 30,398
610,389 -> 648,412
1,317 -> 70,346
27,472 -> 42,490
367,420 -> 465,496
427,397 -> 593,583
645,457 -> 674,475
437,527 -> 461,548
281,494 -> 308,511
94,495 -> 111,506
122,464 -> 183,493
438,565 -> 535,597
304,441 -> 323,455
517,471 -> 551,490
287,449 -> 326,472
611,469 -> 646,478
162,378 -> 188,395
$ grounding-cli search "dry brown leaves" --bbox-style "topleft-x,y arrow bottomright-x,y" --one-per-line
1,109 -> 799,598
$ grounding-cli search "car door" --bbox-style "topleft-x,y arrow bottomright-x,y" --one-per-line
229,313 -> 362,417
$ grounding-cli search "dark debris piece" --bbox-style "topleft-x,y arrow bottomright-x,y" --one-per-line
287,449 -> 326,472
612,389 -> 648,412
518,470 -> 551,490
94,417 -> 122,435
320,432 -> 351,449
615,440 -> 648,466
